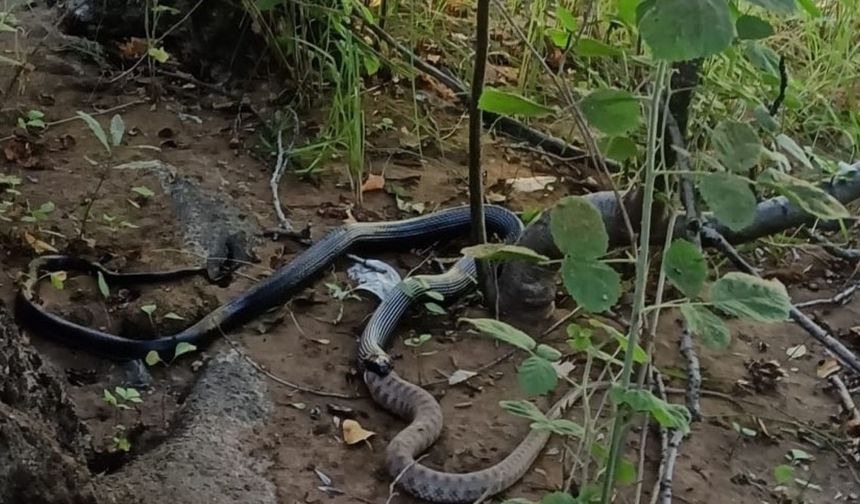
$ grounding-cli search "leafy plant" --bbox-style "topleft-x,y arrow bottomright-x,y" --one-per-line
17,109 -> 46,132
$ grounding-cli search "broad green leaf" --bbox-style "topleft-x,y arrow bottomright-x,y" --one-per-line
590,319 -> 648,364
796,0 -> 820,16
758,168 -> 851,221
109,114 -> 125,146
712,120 -> 762,172
103,389 -> 118,406
556,6 -> 578,32
424,290 -> 445,301
590,444 -> 638,485
774,134 -> 812,169
478,88 -> 554,118
745,0 -> 796,15
96,271 -> 110,298
547,28 -> 571,48
698,172 -> 757,231
639,0 -> 734,62
787,448 -> 814,462
535,344 -> 562,362
363,52 -> 380,76
174,342 -> 197,359
610,387 -> 691,434
562,257 -> 621,313
531,418 -> 585,438
744,41 -> 781,78
461,243 -> 549,263
616,0 -> 640,27
664,239 -> 707,298
574,38 -> 623,58
147,46 -> 170,63
550,197 -> 609,259
164,312 -> 185,321
598,136 -> 638,163
145,351 -> 162,366
711,272 -> 791,322
499,399 -> 546,422
424,302 -> 446,315
518,355 -> 558,396
77,111 -> 111,154
580,89 -> 640,136
141,304 -> 157,315
540,492 -> 577,504
773,464 -> 795,485
736,15 -> 774,40
680,304 -> 731,350
461,318 -> 536,351
131,186 -> 155,198
752,105 -> 779,132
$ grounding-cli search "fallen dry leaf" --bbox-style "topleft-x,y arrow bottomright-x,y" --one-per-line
417,74 -> 457,101
361,173 -> 385,193
118,37 -> 148,59
786,344 -> 807,359
448,369 -> 478,385
507,176 -> 558,193
24,232 -> 58,253
817,358 -> 841,378
342,419 -> 375,445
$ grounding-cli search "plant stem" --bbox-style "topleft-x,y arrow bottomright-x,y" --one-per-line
601,61 -> 669,504
469,0 -> 489,246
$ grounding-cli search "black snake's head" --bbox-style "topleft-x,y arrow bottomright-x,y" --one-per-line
363,354 -> 393,376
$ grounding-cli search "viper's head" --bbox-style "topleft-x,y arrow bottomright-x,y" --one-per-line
362,353 -> 393,376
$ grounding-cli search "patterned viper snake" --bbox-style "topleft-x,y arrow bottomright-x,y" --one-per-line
16,205 -> 587,502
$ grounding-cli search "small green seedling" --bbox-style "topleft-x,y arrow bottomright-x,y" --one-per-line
17,109 -> 46,132
145,341 -> 197,367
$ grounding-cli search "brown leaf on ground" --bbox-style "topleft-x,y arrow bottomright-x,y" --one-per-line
417,74 -> 457,101
24,232 -> 58,254
118,37 -> 148,59
4,137 -> 51,170
342,419 -> 375,445
360,173 -> 385,193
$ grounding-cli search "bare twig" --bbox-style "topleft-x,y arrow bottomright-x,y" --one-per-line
795,282 -> 859,308
807,229 -> 860,261
702,226 -> 860,375
222,333 -> 361,399
270,109 -> 300,233
829,374 -> 860,421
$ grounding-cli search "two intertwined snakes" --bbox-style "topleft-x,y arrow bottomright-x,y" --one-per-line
16,205 -> 583,503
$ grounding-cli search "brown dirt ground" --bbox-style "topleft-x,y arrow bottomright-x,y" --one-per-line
2,5 -> 859,504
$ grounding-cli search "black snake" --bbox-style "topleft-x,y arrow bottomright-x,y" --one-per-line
16,205 -> 582,502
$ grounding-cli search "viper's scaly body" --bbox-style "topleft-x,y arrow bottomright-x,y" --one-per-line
16,205 -> 581,503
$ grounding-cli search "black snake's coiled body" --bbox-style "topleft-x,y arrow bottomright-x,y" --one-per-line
16,205 -> 578,503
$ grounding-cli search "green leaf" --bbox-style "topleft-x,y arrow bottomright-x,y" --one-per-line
131,186 -> 155,198
109,114 -> 125,146
550,196 -> 609,259
574,38 -> 624,58
424,290 -> 445,302
461,243 -> 549,263
680,304 -> 731,350
598,136 -> 638,163
711,272 -> 791,322
478,88 -> 554,118
363,52 -> 380,76
752,105 -> 779,132
614,457 -> 638,486
773,464 -> 795,485
424,302 -> 446,315
77,111 -> 111,154
174,342 -> 197,359
532,418 -> 585,438
163,312 -> 185,321
50,271 -> 66,290
616,0 -> 640,27
518,355 -> 558,396
698,172 -> 757,231
664,239 -> 707,298
499,399 -> 546,422
145,351 -> 162,366
787,448 -> 814,462
562,257 -> 621,313
547,28 -> 571,48
796,0 -> 820,17
744,41 -> 781,78
590,319 -> 648,363
103,389 -> 118,407
745,0 -> 796,15
540,492 -> 576,504
404,333 -> 432,347
96,271 -> 110,298
556,6 -> 578,32
580,89 -> 640,136
461,318 -> 537,352
712,120 -> 762,172
639,0 -> 734,62
147,46 -> 170,63
141,304 -> 157,316
758,168 -> 851,221
501,499 -> 535,504
535,344 -> 562,362
736,15 -> 775,40
774,134 -> 813,170
610,387 -> 691,433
